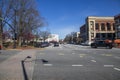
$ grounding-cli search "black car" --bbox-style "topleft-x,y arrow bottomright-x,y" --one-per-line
54,42 -> 59,47
40,42 -> 49,48
91,40 -> 113,49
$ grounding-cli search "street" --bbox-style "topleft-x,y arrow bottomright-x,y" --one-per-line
32,44 -> 120,80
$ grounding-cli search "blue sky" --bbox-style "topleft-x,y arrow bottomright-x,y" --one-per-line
37,0 -> 120,39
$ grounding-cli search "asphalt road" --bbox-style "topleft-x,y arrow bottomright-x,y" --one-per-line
32,44 -> 120,80
0,50 -> 20,63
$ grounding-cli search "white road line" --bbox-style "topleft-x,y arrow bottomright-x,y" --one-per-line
59,53 -> 64,55
44,64 -> 53,66
114,56 -> 120,59
72,53 -> 75,54
104,65 -> 114,67
101,54 -> 112,56
114,68 -> 120,71
72,65 -> 83,67
80,56 -> 83,58
91,60 -> 96,62
40,53 -> 44,54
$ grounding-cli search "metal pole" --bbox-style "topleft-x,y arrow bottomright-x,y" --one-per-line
13,9 -> 16,48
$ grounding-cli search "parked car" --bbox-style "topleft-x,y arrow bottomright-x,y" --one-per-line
34,42 -> 41,48
54,42 -> 59,47
91,40 -> 113,49
41,42 -> 49,48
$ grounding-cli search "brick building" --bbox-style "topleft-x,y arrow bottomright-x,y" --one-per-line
114,14 -> 120,39
80,24 -> 87,42
114,14 -> 120,47
80,16 -> 115,45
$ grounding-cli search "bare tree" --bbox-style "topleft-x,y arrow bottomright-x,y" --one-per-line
0,0 -> 14,48
0,0 -> 46,48
64,34 -> 72,43
39,31 -> 51,42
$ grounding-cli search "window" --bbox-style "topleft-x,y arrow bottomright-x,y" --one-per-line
95,23 -> 99,31
90,21 -> 94,30
101,33 -> 106,38
96,33 -> 100,38
115,20 -> 118,24
108,33 -> 112,38
117,32 -> 120,38
90,21 -> 94,26
119,19 -> 120,23
113,23 -> 115,30
106,23 -> 111,31
91,33 -> 94,37
117,26 -> 120,31
101,23 -> 105,31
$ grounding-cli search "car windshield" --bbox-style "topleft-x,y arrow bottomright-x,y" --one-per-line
0,0 -> 120,80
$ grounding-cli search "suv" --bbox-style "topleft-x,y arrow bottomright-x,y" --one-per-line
91,40 -> 113,49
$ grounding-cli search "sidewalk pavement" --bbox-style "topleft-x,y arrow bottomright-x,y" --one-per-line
0,49 -> 36,80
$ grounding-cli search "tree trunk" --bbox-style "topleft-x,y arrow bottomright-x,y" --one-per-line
18,36 -> 22,47
0,21 -> 2,49
0,10 -> 3,49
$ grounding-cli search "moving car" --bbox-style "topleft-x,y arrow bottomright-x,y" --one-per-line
54,42 -> 59,47
91,40 -> 113,49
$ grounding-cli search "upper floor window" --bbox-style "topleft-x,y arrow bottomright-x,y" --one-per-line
113,23 -> 115,30
95,23 -> 99,31
101,23 -> 105,31
117,26 -> 120,31
119,19 -> 120,23
90,21 -> 94,30
106,23 -> 111,31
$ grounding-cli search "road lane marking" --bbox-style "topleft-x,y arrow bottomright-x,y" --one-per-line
40,53 -> 44,55
101,54 -> 112,56
72,53 -> 75,54
44,64 -> 53,66
91,60 -> 96,62
114,68 -> 120,71
58,53 -> 64,55
79,54 -> 86,56
72,65 -> 83,66
105,54 -> 112,56
114,56 -> 120,59
104,65 -> 114,67
80,56 -> 83,58
79,54 -> 86,57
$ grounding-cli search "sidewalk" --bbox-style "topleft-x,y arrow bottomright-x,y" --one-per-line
0,49 -> 36,80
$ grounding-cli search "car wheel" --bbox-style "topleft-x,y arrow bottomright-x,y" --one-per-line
94,44 -> 97,48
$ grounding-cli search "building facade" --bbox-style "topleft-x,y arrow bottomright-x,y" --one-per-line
46,34 -> 59,42
80,16 -> 115,44
80,24 -> 87,42
114,14 -> 120,39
